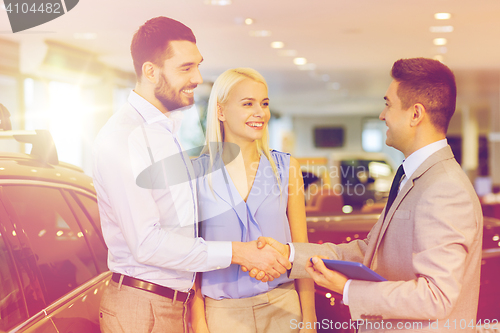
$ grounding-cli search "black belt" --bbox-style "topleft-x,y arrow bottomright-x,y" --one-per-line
111,273 -> 193,303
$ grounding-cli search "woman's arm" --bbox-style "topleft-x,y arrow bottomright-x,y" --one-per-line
287,157 -> 317,332
189,274 -> 210,333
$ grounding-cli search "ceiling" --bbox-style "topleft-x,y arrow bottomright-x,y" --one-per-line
1,0 -> 500,116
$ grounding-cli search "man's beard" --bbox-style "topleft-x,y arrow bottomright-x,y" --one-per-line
154,73 -> 195,111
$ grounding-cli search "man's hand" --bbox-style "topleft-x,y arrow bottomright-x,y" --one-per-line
241,237 -> 290,280
232,240 -> 291,283
305,256 -> 348,294
256,236 -> 290,256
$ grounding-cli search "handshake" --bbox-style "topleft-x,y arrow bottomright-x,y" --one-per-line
232,236 -> 290,283
232,237 -> 348,294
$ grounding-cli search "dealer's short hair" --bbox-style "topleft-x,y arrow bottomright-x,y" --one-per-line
391,58 -> 457,133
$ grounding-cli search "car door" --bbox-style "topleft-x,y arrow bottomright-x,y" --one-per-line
0,186 -> 57,333
0,183 -> 108,333
44,189 -> 110,333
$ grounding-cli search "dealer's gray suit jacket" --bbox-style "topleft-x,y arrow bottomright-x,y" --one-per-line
291,146 -> 483,332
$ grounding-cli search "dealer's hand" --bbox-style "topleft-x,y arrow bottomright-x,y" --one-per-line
305,256 -> 348,295
232,240 -> 291,283
241,236 -> 290,281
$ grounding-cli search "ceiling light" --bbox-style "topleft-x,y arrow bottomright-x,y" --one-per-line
271,41 -> 284,49
430,26 -> 454,33
278,49 -> 297,57
293,57 -> 307,65
244,18 -> 253,25
433,38 -> 447,46
434,13 -> 451,20
249,30 -> 271,37
204,0 -> 231,5
433,55 -> 445,62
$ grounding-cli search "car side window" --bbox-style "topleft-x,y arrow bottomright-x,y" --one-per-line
2,185 -> 99,304
66,191 -> 108,273
72,192 -> 105,245
0,231 -> 28,331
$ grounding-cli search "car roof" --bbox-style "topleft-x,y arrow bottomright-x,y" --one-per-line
0,150 -> 95,194
0,123 -> 95,193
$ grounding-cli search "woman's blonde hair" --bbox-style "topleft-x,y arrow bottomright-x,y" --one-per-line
200,67 -> 280,191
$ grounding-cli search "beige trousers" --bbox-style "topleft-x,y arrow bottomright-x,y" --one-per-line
205,282 -> 302,333
99,280 -> 187,333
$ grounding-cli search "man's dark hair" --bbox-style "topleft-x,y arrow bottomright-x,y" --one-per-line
131,17 -> 196,81
391,58 -> 457,133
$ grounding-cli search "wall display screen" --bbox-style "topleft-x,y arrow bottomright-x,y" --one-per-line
313,127 -> 344,148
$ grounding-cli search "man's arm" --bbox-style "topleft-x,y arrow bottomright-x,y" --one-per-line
95,127 -> 289,277
250,233 -> 371,280
290,239 -> 369,279
94,128 -> 231,273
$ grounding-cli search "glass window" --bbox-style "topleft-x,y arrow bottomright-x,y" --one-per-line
362,118 -> 404,165
67,191 -> 108,273
0,75 -> 19,130
2,186 -> 98,304
73,193 -> 102,239
0,230 -> 28,331
0,75 -> 20,153
48,81 -> 83,167
362,119 -> 383,152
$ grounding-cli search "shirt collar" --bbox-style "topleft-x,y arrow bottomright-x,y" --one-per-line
128,90 -> 186,134
402,139 -> 448,180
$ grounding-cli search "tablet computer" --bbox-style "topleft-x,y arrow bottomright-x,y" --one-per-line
311,258 -> 387,282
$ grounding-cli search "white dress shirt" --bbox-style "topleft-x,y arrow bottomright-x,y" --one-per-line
92,91 -> 232,292
400,139 -> 448,190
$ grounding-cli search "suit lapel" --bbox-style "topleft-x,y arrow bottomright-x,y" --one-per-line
369,146 -> 455,265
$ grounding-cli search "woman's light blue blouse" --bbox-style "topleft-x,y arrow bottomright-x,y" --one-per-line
192,150 -> 293,300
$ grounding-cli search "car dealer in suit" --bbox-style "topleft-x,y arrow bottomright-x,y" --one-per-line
256,57 -> 483,332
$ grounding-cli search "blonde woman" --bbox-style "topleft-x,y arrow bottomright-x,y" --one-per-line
190,68 -> 316,333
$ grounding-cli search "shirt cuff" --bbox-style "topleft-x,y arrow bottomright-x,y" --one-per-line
206,241 -> 232,271
287,242 -> 295,263
343,279 -> 352,306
